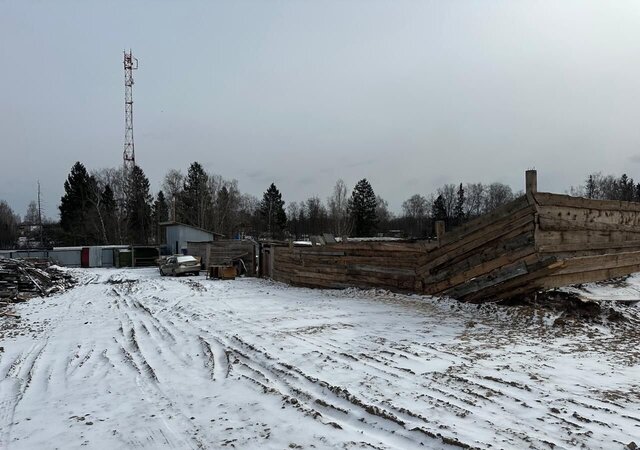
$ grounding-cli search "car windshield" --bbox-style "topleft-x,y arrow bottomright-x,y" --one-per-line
177,256 -> 197,263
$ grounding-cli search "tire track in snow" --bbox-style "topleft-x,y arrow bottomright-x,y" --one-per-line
107,281 -> 216,448
195,329 -> 471,449
0,341 -> 48,447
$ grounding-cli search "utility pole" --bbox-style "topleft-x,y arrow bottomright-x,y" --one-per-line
123,50 -> 138,172
37,180 -> 43,247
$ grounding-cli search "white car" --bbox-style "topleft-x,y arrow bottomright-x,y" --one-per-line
159,255 -> 200,276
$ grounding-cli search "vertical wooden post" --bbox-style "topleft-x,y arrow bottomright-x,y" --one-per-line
435,220 -> 445,246
270,246 -> 275,279
526,170 -> 538,195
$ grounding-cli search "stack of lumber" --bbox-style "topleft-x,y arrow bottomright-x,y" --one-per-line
273,241 -> 436,291
196,240 -> 256,276
0,258 -> 75,304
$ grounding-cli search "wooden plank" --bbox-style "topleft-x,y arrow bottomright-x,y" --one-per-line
427,205 -> 534,260
437,195 -> 531,246
538,204 -> 640,226
539,263 -> 640,289
538,214 -> 640,233
418,218 -> 535,275
537,240 -> 640,254
534,192 -> 640,212
552,251 -> 640,275
442,261 -> 529,299
422,246 -> 536,295
535,229 -> 640,246
421,230 -> 534,280
461,257 -> 563,302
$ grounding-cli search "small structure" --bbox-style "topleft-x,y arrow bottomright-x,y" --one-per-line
188,240 -> 258,276
159,222 -> 222,255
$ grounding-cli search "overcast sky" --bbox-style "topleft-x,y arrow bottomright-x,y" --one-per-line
2,1 -> 640,219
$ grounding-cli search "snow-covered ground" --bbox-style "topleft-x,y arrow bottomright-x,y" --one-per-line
1,268 -> 639,449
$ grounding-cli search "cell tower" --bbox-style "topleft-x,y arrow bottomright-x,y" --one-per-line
123,50 -> 138,171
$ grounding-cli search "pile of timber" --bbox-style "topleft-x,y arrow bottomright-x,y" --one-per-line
0,258 -> 75,304
272,171 -> 640,302
188,240 -> 257,276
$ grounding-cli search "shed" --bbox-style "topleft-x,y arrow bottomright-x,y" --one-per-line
159,222 -> 222,255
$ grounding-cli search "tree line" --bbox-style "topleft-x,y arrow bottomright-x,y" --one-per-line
2,166 -> 640,249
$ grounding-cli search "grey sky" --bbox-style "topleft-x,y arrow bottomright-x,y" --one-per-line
2,1 -> 640,219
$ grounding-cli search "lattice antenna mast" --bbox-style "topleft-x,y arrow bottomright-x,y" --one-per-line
123,50 -> 138,171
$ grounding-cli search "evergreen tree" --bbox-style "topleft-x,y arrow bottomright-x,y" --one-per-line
152,191 -> 169,244
217,186 -> 231,237
182,162 -> 211,228
432,195 -> 447,222
126,165 -> 153,244
585,175 -> 597,199
59,162 -> 93,245
348,179 -> 377,237
620,174 -> 634,201
454,183 -> 465,225
101,184 -> 117,243
0,201 -> 20,249
260,183 -> 287,238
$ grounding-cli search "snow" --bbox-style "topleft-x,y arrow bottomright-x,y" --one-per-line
176,256 -> 197,264
1,268 -> 639,449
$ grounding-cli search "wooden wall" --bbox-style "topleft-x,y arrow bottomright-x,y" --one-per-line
272,241 -> 435,291
532,193 -> 640,291
271,189 -> 640,302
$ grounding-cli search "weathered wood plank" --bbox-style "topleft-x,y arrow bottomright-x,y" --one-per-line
419,218 -> 535,275
534,192 -> 640,212
461,257 -> 563,302
422,246 -> 536,295
535,229 -> 640,246
537,240 -> 640,254
437,195 -> 531,245
539,263 -> 640,289
442,261 -> 530,299
551,251 -> 640,276
421,230 -> 535,279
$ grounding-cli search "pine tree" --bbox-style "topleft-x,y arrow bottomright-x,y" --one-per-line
0,201 -> 20,249
620,174 -> 634,201
348,179 -> 377,237
260,183 -> 287,238
454,183 -> 465,225
59,162 -> 93,245
182,162 -> 211,228
152,191 -> 169,244
432,195 -> 447,222
126,165 -> 153,244
101,184 -> 117,243
585,175 -> 597,199
217,186 -> 231,237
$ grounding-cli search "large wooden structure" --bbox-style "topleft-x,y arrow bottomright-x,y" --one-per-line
272,171 -> 640,302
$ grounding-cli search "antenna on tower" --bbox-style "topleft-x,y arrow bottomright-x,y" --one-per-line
123,50 -> 138,171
